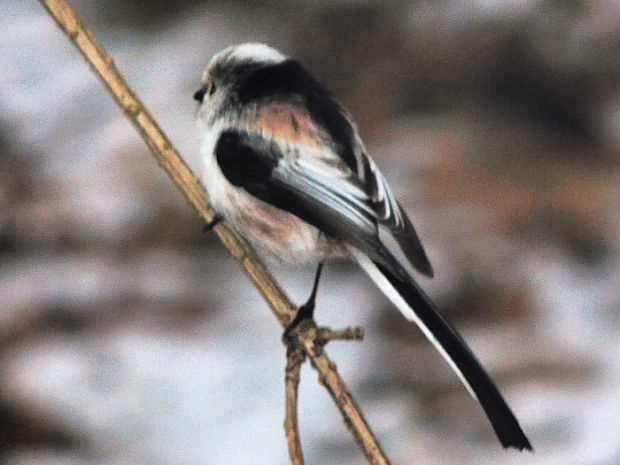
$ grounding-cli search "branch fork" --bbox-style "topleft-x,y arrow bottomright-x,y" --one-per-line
284,319 -> 364,465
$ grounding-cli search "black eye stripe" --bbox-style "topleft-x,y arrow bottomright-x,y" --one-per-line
194,82 -> 216,102
193,85 -> 207,102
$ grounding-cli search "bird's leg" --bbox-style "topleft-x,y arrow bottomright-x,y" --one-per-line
284,262 -> 324,337
202,213 -> 223,232
298,262 -> 324,320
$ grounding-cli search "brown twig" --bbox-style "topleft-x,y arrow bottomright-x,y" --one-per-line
37,1 -> 392,464
284,335 -> 306,465
283,320 -> 365,463
317,326 -> 365,343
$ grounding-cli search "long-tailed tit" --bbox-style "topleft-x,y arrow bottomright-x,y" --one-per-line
195,43 -> 531,451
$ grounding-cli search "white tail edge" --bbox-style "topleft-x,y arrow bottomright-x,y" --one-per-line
347,245 -> 478,400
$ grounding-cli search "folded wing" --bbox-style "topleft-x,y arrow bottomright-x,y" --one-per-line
215,129 -> 432,276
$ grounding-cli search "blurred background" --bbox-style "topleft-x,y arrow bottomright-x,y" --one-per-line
1,1 -> 618,464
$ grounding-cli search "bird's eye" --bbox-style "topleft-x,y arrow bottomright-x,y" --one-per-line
194,85 -> 207,103
209,83 -> 217,96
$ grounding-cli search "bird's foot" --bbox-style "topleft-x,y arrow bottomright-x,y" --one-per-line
283,302 -> 315,341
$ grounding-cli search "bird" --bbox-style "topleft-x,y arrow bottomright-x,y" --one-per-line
194,42 -> 532,451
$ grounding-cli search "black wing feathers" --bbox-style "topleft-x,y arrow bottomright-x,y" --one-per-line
216,131 -> 278,189
391,202 -> 434,277
215,130 -> 388,267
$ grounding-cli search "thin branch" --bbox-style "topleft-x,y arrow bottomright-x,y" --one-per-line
295,322 -> 387,465
284,339 -> 306,465
283,320 -> 365,464
317,327 -> 365,343
37,1 -> 392,464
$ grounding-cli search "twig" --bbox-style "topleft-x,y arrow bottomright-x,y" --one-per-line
37,1 -> 392,464
284,336 -> 306,465
317,326 -> 365,343
283,320 -> 365,463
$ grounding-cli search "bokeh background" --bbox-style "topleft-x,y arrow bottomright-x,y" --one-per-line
1,1 -> 618,464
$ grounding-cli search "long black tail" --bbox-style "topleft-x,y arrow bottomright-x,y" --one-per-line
348,246 -> 532,451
